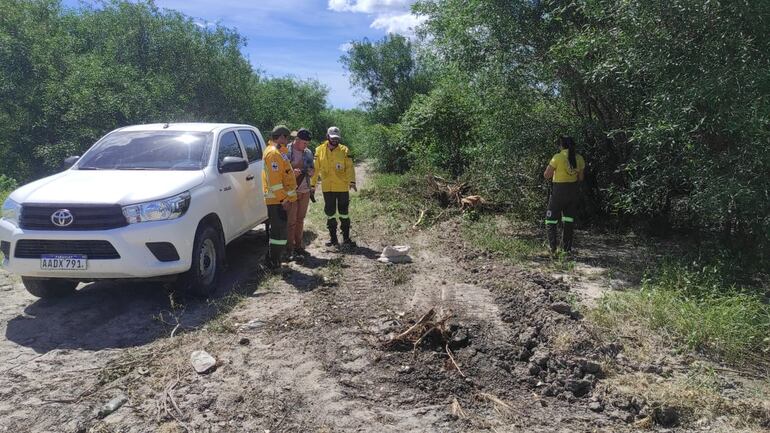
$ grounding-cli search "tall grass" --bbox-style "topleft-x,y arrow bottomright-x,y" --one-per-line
592,259 -> 770,363
461,215 -> 541,263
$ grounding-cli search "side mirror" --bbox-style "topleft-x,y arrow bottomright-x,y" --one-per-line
219,156 -> 248,173
64,156 -> 80,169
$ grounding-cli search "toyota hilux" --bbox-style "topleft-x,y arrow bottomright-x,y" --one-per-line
0,123 -> 268,298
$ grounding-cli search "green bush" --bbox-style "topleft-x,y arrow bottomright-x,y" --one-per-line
358,123 -> 410,173
400,76 -> 480,177
0,175 -> 16,202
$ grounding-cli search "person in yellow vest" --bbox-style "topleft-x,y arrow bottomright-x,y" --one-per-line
310,126 -> 357,247
543,136 -> 585,255
263,125 -> 298,268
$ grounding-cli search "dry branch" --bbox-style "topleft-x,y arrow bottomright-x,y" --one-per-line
383,308 -> 436,346
445,344 -> 466,377
451,397 -> 468,419
478,392 -> 512,415
425,174 -> 485,210
383,308 -> 467,378
413,209 -> 426,228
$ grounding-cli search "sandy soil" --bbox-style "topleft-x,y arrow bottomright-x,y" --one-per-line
0,166 -> 766,433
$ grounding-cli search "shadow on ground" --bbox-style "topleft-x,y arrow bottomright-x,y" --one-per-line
5,227 -> 273,354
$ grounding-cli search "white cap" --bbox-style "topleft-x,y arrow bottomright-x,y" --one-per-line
327,126 -> 341,139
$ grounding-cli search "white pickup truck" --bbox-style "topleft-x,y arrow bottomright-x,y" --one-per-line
0,123 -> 268,298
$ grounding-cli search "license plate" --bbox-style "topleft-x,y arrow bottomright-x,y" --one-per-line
41,255 -> 88,271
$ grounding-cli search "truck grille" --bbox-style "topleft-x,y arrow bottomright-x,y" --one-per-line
14,240 -> 121,259
1,241 -> 10,259
20,204 -> 127,230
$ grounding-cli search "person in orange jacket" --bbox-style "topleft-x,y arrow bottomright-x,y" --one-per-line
262,125 -> 298,268
310,126 -> 357,247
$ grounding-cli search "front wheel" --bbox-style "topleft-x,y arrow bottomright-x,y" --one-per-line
22,277 -> 78,298
176,224 -> 223,298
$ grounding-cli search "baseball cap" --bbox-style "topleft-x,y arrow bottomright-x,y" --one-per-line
271,125 -> 291,138
327,126 -> 341,139
296,128 -> 312,141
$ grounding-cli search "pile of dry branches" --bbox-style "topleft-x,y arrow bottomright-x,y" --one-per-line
382,308 -> 465,377
426,174 -> 486,211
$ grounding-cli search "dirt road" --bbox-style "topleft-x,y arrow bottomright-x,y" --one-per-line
0,166 -> 737,432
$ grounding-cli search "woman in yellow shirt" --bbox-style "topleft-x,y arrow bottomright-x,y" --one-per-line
543,136 -> 585,255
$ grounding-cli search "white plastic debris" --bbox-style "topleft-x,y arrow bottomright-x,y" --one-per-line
190,350 -> 217,374
97,395 -> 127,418
240,319 -> 266,330
377,245 -> 412,264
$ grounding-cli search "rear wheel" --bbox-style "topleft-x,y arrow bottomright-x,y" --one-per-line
22,277 -> 78,298
176,224 -> 223,298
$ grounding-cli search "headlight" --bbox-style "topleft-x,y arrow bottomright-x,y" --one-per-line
1,198 -> 20,227
122,192 -> 191,224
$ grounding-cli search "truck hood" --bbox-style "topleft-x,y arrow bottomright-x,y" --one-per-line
11,170 -> 206,205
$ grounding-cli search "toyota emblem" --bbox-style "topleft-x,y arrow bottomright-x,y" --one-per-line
51,209 -> 74,227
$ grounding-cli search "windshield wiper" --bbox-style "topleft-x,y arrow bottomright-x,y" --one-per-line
77,166 -> 103,170
115,167 -> 156,170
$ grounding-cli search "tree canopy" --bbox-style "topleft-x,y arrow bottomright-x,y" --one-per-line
348,0 -> 770,251
0,0 -> 333,181
341,34 -> 431,124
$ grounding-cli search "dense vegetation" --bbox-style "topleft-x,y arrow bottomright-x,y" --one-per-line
344,0 -> 770,254
0,0 -> 767,362
0,0 -> 336,185
340,0 -> 770,361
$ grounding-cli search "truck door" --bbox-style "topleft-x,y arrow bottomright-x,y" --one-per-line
215,130 -> 249,240
237,128 -> 268,228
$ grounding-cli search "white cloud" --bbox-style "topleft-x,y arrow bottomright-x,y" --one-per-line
328,0 -> 413,13
338,42 -> 354,52
370,13 -> 426,35
328,0 -> 423,36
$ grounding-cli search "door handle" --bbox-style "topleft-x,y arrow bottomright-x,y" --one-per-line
246,175 -> 255,181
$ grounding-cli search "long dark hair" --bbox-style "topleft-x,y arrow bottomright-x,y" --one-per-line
558,136 -> 577,170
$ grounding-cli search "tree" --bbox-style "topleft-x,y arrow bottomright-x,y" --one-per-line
0,0 -> 334,182
341,34 -> 431,124
411,0 -> 770,249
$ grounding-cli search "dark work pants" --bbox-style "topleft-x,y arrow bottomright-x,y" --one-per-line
545,182 -> 579,252
323,192 -> 351,240
267,204 -> 288,264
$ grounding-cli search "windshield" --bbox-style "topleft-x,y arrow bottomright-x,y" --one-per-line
76,131 -> 212,170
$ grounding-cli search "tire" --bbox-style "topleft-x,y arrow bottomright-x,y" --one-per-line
22,277 -> 78,298
176,224 -> 223,298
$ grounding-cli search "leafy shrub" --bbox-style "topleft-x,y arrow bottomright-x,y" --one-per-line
400,77 -> 480,177
359,123 -> 410,173
0,175 -> 16,202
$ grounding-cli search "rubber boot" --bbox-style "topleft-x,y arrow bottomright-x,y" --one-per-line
325,218 -> 339,247
562,222 -> 574,253
340,218 -> 356,246
547,223 -> 559,255
266,245 -> 284,270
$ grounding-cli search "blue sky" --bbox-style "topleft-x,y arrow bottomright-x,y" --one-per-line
62,0 -> 424,109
